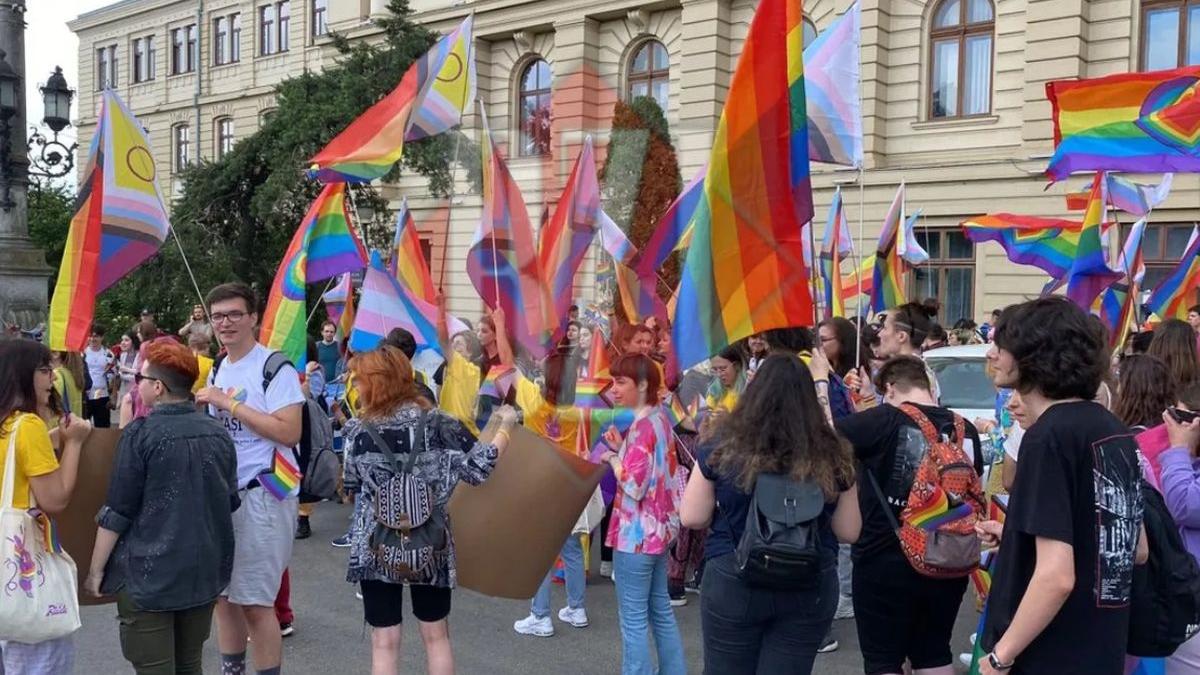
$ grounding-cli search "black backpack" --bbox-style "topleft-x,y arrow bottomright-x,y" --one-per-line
1128,479 -> 1200,657
728,474 -> 828,590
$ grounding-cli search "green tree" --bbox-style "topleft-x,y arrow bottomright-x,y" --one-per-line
92,0 -> 478,338
27,183 -> 74,295
599,97 -> 682,323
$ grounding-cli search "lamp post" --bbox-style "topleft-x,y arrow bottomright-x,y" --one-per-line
0,0 -> 52,335
25,66 -> 77,187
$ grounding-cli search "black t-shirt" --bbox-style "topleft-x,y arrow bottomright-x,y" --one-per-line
834,403 -> 983,563
981,401 -> 1142,674
696,441 -> 840,562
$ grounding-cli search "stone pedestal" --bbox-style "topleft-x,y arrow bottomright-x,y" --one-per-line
0,0 -> 50,333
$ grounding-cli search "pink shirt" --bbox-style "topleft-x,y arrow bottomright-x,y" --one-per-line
605,407 -> 684,555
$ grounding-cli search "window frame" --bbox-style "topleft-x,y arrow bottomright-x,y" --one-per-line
132,35 -> 156,83
313,0 -> 328,37
927,0 -> 995,120
1140,0 -> 1200,70
910,228 -> 977,323
95,45 -> 117,90
173,124 -> 192,172
626,39 -> 670,111
517,57 -> 553,158
215,117 -> 235,159
170,25 -> 197,75
278,1 -> 290,52
260,4 -> 277,56
214,15 -> 229,65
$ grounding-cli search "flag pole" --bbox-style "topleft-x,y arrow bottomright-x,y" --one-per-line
306,275 -> 340,325
853,165 -> 866,369
169,226 -> 212,324
809,218 -> 821,326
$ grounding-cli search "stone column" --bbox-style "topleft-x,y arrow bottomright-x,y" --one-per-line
676,0 -> 729,178
0,0 -> 50,333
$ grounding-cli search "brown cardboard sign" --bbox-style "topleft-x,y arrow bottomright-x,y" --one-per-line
448,425 -> 605,599
56,427 -> 122,606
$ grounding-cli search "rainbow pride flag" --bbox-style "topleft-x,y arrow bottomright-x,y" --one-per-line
803,1 -> 862,167
350,250 -> 454,356
672,0 -> 815,369
820,187 -> 854,318
261,183 -> 368,364
1065,173 -> 1122,308
468,110 -> 549,359
1098,218 -> 1147,350
871,184 -> 927,313
49,90 -> 171,350
1147,226 -> 1200,320
309,16 -> 475,183
538,137 -> 606,344
961,214 -> 1086,279
1046,66 -> 1200,180
575,378 -> 614,409
259,449 -> 302,500
907,488 -> 974,531
635,166 -> 707,278
478,364 -> 517,401
388,197 -> 436,303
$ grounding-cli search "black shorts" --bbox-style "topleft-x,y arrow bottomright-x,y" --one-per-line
359,580 -> 452,628
852,548 -> 969,675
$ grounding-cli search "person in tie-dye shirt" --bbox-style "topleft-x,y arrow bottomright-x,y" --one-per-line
598,353 -> 686,675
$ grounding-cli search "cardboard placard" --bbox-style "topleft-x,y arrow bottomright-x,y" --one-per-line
56,427 -> 122,606
448,425 -> 605,599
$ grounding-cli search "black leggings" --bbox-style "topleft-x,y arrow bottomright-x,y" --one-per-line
599,500 -> 614,562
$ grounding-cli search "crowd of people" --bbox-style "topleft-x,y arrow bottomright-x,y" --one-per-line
3,289 -> 1200,675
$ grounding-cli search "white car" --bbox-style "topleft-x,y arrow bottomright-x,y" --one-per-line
923,344 -> 997,425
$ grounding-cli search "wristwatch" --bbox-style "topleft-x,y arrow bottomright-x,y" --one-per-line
987,652 -> 1014,671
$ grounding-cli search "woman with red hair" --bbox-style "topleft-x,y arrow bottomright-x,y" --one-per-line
341,345 -> 518,675
86,339 -> 238,674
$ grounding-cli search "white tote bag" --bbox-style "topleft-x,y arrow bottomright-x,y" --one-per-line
0,415 -> 82,643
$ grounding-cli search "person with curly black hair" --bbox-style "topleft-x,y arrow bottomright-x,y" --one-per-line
978,297 -> 1147,675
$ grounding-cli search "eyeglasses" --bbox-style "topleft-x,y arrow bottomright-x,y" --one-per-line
134,373 -> 161,385
210,310 -> 248,324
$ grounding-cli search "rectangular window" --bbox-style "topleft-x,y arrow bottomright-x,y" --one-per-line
96,46 -> 109,89
231,14 -> 242,62
278,1 -> 290,52
214,16 -> 228,65
171,26 -> 196,74
1127,222 -> 1199,305
313,0 -> 328,37
146,35 -> 156,80
132,37 -> 151,83
259,4 -> 276,55
174,125 -> 191,171
912,229 -> 975,324
1141,1 -> 1200,71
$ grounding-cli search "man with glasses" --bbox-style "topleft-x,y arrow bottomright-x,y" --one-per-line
196,282 -> 304,675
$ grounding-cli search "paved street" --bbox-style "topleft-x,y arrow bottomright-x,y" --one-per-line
74,502 -> 978,674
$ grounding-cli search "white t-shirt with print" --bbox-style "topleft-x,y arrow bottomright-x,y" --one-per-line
83,346 -> 114,400
208,343 -> 305,491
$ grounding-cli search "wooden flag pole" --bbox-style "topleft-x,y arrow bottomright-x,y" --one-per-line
853,166 -> 866,369
437,11 -> 477,293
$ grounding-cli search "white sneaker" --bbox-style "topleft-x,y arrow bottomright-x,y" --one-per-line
959,653 -> 974,667
513,614 -> 554,637
558,606 -> 589,628
599,561 -> 613,578
834,596 -> 854,620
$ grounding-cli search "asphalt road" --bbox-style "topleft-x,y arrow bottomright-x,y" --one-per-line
74,502 -> 978,674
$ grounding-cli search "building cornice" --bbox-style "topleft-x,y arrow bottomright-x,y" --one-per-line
68,0 -> 183,33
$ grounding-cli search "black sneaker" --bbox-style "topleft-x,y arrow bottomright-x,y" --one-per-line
280,622 -> 295,637
294,516 -> 311,540
669,586 -> 687,607
331,534 -> 351,548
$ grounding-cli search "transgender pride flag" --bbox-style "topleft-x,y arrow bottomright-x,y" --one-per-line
804,1 -> 862,167
350,251 -> 466,358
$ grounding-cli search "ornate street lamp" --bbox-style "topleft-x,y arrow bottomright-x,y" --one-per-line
27,66 -> 77,185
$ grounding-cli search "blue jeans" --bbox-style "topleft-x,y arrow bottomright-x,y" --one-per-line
531,534 -> 586,617
613,550 -> 686,675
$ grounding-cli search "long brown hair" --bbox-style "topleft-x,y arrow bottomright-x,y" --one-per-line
709,354 -> 854,498
0,339 -> 51,433
53,351 -> 86,391
350,346 -> 430,419
1148,319 -> 1200,391
1113,354 -> 1175,429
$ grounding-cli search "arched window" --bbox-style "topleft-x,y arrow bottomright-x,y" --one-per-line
627,40 -> 670,111
216,117 -> 235,159
1142,1 -> 1200,70
803,17 -> 818,47
518,58 -> 552,157
173,124 -> 191,172
928,0 -> 994,119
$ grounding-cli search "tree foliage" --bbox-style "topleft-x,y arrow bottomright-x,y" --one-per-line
599,97 -> 682,323
27,183 -> 73,287
87,0 -> 478,338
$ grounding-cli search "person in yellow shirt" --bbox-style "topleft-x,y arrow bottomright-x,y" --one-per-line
189,332 -> 214,393
0,338 -> 92,669
51,350 -> 87,418
705,345 -> 746,413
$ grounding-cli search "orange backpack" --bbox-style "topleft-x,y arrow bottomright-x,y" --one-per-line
869,404 -> 985,578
